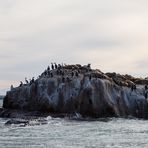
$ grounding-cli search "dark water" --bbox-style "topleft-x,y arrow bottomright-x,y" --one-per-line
0,100 -> 148,148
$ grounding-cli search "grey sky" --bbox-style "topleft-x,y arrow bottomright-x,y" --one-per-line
0,0 -> 148,95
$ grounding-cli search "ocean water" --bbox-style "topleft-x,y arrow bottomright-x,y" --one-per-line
0,100 -> 148,148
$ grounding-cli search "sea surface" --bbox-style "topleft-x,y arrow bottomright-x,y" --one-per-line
0,99 -> 148,148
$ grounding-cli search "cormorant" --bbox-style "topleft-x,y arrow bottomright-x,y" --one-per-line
87,63 -> 91,69
10,85 -> 13,90
47,66 -> 50,71
25,78 -> 29,84
32,77 -> 35,83
30,77 -> 35,85
44,70 -> 47,76
20,81 -> 23,87
54,63 -> 58,69
51,63 -> 54,70
58,64 -> 62,69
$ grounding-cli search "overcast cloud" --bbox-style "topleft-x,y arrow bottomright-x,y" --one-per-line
0,0 -> 148,95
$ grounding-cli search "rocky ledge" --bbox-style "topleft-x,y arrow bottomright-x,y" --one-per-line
1,63 -> 148,119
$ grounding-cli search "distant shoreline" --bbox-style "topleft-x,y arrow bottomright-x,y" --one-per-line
0,96 -> 4,100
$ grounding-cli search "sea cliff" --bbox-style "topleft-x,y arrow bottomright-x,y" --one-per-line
1,64 -> 148,119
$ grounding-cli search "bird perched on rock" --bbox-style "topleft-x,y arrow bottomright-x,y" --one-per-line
30,77 -> 35,85
87,63 -> 91,69
54,63 -> 58,69
10,85 -> 13,90
19,81 -> 23,87
44,70 -> 47,76
25,78 -> 29,84
58,64 -> 62,69
47,66 -> 50,71
51,63 -> 54,70
32,77 -> 35,83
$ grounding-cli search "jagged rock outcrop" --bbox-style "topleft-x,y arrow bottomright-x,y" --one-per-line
2,64 -> 148,118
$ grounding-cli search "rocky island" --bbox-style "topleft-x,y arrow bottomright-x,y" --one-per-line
1,63 -> 148,119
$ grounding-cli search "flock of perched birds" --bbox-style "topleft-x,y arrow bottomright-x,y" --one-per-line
18,63 -> 92,87
11,62 -> 148,99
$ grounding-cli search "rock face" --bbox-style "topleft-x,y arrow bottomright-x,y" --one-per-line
2,64 -> 148,118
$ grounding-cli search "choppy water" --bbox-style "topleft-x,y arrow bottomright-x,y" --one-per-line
0,100 -> 148,148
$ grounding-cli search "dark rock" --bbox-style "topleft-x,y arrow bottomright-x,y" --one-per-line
2,64 -> 148,119
5,119 -> 29,125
